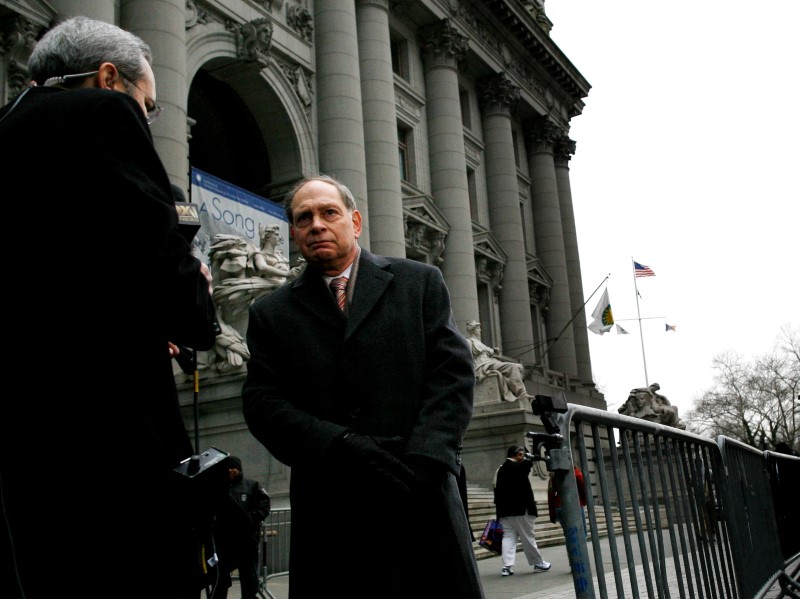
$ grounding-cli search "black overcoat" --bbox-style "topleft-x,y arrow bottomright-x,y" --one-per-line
0,87 -> 218,598
243,250 -> 484,598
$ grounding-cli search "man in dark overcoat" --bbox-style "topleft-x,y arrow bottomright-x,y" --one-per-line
243,175 -> 484,598
0,17 -> 218,599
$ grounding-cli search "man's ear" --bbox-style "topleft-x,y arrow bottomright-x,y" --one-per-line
352,209 -> 362,239
96,62 -> 120,91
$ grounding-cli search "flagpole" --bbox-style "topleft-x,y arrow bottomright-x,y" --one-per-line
632,257 -> 649,385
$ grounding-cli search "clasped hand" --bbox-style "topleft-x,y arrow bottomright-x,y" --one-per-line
337,433 -> 445,494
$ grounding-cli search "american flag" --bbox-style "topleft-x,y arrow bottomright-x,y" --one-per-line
634,261 -> 655,277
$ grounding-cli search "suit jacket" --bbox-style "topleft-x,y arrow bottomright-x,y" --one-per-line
0,86 -> 218,598
243,249 -> 484,598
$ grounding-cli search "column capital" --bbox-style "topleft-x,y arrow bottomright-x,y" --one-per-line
478,73 -> 521,114
419,20 -> 469,69
553,135 -> 577,167
526,116 -> 563,151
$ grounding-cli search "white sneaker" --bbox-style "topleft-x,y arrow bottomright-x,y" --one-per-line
534,561 -> 551,572
501,566 -> 514,576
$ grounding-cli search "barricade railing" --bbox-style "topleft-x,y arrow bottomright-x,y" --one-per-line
258,508 -> 290,599
548,402 -> 799,599
549,404 -> 733,598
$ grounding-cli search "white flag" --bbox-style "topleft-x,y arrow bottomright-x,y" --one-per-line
588,288 -> 614,335
616,324 -> 629,335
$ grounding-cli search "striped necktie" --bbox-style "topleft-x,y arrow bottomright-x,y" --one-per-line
329,277 -> 348,311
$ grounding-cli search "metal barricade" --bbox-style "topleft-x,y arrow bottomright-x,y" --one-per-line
258,508 -> 291,599
552,404 -> 738,598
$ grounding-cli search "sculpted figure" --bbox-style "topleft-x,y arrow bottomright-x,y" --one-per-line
618,382 -> 686,429
206,226 -> 290,372
466,320 -> 530,402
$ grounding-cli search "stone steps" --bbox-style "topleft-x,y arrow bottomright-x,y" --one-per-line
466,484 -> 624,560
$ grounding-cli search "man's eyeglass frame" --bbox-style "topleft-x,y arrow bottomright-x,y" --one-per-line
43,69 -> 163,124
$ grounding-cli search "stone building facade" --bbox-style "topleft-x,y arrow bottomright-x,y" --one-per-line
1,0 -> 606,501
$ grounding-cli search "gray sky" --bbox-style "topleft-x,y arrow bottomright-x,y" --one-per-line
544,1 -> 799,417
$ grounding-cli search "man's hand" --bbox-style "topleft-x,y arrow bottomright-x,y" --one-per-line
337,433 -> 415,494
168,341 -> 180,357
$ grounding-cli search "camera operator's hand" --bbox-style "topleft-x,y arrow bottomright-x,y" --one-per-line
199,261 -> 213,295
336,433 -> 415,494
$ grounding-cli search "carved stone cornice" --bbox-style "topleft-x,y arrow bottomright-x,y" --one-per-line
226,17 -> 273,66
553,135 -> 576,167
286,5 -> 313,43
444,0 -> 588,121
419,20 -> 469,70
477,72 -> 520,114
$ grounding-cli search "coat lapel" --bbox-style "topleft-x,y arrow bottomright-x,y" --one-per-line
290,268 -> 345,328
346,251 -> 392,337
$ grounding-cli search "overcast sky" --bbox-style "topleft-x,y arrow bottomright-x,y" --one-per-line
543,1 -> 799,417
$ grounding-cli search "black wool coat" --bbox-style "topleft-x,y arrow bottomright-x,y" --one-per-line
243,249 -> 484,598
0,86 -> 218,599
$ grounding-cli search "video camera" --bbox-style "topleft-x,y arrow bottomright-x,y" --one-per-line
526,393 -> 570,470
530,393 -> 568,435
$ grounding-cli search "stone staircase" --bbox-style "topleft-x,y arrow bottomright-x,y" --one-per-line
466,483 -> 623,560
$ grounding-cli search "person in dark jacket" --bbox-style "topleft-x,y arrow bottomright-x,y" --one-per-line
242,175 -> 484,599
214,456 -> 271,599
0,16 -> 218,599
493,446 -> 551,576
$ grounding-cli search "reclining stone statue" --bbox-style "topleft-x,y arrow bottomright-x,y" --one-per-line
618,382 -> 686,429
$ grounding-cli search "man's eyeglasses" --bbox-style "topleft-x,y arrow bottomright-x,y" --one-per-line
121,76 -> 163,124
42,69 -> 162,124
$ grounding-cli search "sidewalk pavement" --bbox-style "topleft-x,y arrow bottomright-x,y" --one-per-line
224,540 -> 610,599
222,542 -> 799,599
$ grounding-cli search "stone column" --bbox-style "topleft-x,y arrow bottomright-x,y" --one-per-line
478,73 -> 534,363
555,136 -> 593,384
419,20 -> 479,332
121,0 -> 189,190
527,118 -> 577,377
355,0 -> 405,257
48,0 -> 114,23
315,0 -> 370,249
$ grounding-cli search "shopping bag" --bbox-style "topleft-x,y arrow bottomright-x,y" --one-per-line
479,518 -> 503,554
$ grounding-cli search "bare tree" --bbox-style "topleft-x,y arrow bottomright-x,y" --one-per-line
685,325 -> 799,452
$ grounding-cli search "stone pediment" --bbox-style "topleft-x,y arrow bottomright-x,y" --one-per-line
472,223 -> 507,263
403,189 -> 450,264
472,223 -> 506,286
526,254 -> 551,286
403,191 -> 449,233
526,254 -> 552,307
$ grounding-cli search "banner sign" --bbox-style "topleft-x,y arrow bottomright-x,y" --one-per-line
189,167 -> 289,263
